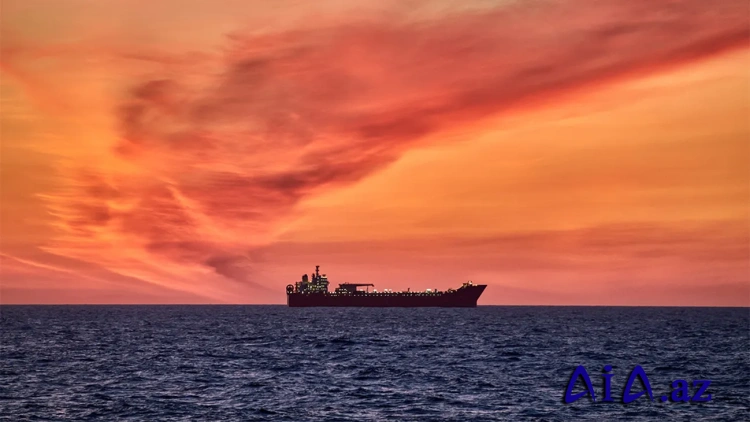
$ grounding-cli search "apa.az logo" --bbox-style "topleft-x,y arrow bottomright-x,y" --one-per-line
564,365 -> 712,404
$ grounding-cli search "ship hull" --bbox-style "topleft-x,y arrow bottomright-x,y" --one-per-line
287,285 -> 486,307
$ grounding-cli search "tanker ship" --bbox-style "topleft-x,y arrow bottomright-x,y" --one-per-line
286,266 -> 486,307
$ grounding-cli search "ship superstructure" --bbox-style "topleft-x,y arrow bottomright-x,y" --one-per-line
286,265 -> 486,307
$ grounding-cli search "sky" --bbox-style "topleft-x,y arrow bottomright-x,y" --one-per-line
1,0 -> 748,305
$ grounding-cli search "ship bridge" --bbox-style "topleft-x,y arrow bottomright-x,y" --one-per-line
292,265 -> 330,293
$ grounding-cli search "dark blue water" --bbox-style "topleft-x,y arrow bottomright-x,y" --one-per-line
1,306 -> 748,421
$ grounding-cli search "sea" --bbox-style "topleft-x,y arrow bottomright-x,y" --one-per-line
1,306 -> 748,421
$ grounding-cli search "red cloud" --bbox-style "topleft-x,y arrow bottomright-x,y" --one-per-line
38,0 -> 749,293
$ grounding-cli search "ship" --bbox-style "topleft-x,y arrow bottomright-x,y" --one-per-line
286,265 -> 486,307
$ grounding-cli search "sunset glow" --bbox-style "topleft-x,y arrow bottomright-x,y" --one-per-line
1,0 -> 748,305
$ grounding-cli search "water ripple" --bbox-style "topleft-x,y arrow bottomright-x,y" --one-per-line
0,306 -> 748,421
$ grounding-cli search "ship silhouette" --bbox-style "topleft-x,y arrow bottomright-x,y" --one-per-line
286,265 -> 486,307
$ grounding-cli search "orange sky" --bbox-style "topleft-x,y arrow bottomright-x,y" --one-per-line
1,0 -> 748,305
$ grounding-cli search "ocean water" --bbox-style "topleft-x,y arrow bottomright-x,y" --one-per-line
1,306 -> 748,421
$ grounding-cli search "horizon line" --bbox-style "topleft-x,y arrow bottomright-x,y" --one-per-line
1,304 -> 747,308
